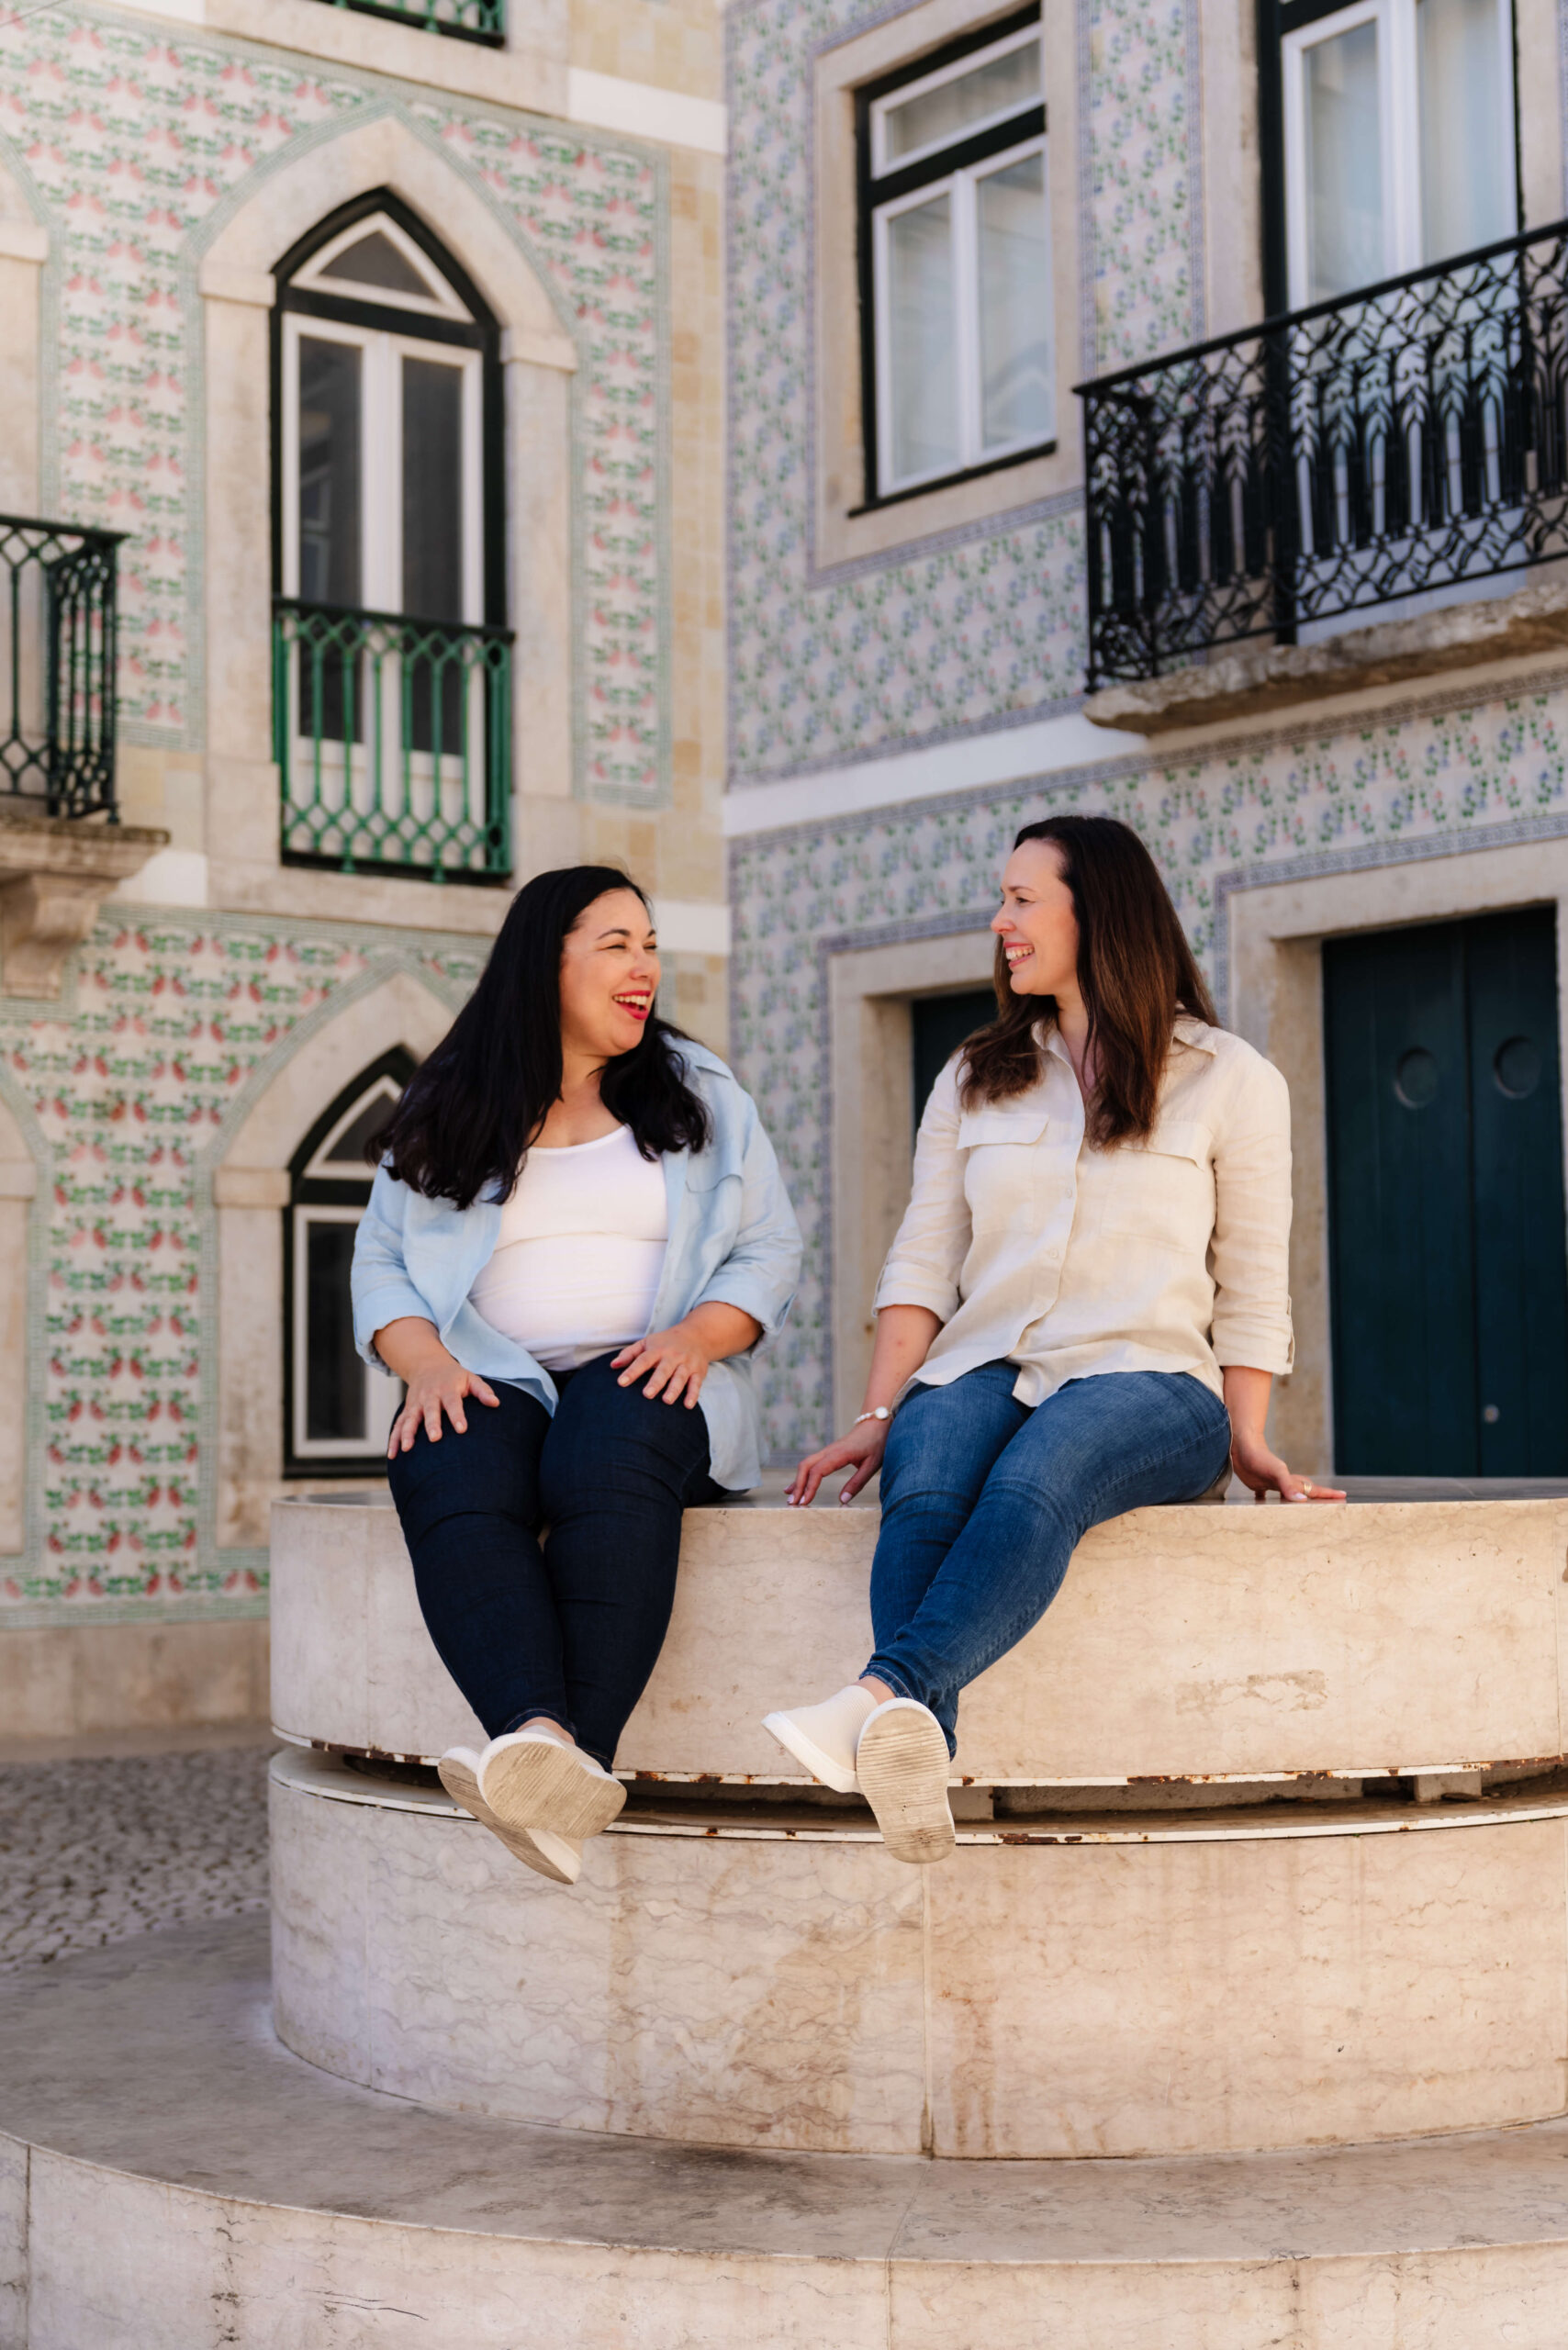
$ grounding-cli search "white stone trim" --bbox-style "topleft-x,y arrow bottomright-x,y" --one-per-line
566,69 -> 726,157
212,968 -> 455,1550
722,710 -> 1124,835
652,898 -> 730,957
194,112 -> 578,915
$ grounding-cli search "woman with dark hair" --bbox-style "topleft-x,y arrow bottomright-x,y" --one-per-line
765,814 -> 1340,1864
353,866 -> 801,1887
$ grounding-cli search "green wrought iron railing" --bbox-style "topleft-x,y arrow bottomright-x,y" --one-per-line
313,0 -> 506,43
0,513 -> 123,819
273,599 -> 513,884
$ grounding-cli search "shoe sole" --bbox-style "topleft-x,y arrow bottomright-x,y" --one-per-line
855,1707 -> 956,1865
437,1755 -> 581,1886
481,1737 -> 626,1841
761,1709 -> 859,1796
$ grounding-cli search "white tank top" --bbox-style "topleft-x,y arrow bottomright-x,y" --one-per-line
467,1124 -> 669,1372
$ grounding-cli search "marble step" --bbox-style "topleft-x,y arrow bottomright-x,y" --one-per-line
271,1747 -> 1568,2163
270,1491 -> 1568,1785
2,1915 -> 1566,2350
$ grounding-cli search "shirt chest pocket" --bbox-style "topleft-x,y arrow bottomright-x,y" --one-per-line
957,1104 -> 1055,1232
1100,1119 -> 1215,1246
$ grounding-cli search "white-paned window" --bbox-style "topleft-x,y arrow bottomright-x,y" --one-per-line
279,212 -> 485,628
859,7 -> 1053,499
1282,0 -> 1516,307
286,1055 -> 412,1474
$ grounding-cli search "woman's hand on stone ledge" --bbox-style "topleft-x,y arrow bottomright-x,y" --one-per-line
1224,1365 -> 1345,1503
376,1317 -> 500,1457
788,1416 -> 889,1509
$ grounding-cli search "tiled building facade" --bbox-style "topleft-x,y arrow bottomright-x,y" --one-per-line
0,0 -> 728,1733
725,0 -> 1568,1485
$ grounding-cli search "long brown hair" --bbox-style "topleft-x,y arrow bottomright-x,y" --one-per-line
959,815 -> 1217,1147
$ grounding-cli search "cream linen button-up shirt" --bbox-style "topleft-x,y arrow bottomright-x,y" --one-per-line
874,1018 -> 1294,1406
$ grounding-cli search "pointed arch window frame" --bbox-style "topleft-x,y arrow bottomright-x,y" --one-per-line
284,1046 -> 416,1478
271,189 -> 507,631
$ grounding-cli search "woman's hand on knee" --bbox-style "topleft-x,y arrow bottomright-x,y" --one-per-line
611,1320 -> 713,1406
386,1359 -> 500,1456
788,1419 -> 888,1508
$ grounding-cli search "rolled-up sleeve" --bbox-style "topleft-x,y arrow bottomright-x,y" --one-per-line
690,1097 -> 803,1337
352,1166 -> 435,1369
1208,1056 -> 1294,1374
872,1058 -> 969,1323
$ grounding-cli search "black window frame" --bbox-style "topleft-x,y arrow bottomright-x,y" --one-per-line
269,188 -> 507,631
854,2 -> 1050,514
283,1046 -> 416,1481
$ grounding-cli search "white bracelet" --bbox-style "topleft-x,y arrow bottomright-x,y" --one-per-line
854,1405 -> 891,1425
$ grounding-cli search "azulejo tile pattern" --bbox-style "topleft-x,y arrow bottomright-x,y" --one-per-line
1082,0 -> 1203,371
0,7 -> 666,803
723,0 -> 1204,785
731,682 -> 1568,1456
0,917 -> 482,1613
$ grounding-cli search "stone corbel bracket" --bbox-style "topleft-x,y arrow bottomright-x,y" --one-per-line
0,807 -> 171,998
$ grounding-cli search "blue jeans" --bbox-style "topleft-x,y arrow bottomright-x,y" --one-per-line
386,1354 -> 726,1769
866,1365 -> 1232,1752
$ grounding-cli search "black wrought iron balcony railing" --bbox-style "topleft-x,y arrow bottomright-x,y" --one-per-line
0,513 -> 122,820
273,599 -> 513,884
311,0 -> 505,42
1078,218 -> 1568,691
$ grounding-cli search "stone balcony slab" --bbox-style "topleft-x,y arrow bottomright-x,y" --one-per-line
1082,575 -> 1568,737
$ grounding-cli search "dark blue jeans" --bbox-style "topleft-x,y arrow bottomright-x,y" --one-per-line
386,1353 -> 724,1769
867,1364 -> 1232,1752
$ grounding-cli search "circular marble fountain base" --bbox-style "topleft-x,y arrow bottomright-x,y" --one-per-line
271,1749 -> 1568,2163
5,1915 -> 1568,2350
269,1494 -> 1568,1786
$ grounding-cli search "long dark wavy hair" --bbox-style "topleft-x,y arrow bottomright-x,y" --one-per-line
959,815 -> 1217,1147
375,866 -> 711,1207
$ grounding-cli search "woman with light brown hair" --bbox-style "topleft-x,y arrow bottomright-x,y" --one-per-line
764,814 -> 1341,1865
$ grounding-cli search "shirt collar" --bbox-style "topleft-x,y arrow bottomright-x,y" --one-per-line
1040,1015 -> 1217,1059
1172,1015 -> 1217,1054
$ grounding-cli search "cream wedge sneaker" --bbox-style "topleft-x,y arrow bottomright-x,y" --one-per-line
437,1748 -> 582,1886
762,1684 -> 877,1795
477,1725 -> 626,1842
854,1698 -> 956,1864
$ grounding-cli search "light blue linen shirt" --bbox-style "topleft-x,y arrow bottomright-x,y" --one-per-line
350,1042 -> 801,1493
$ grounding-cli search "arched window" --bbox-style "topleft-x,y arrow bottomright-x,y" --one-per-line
285,1048 -> 415,1475
271,192 -> 510,883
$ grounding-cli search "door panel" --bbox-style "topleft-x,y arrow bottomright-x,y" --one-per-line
1324,910 -> 1568,1475
1465,910 -> 1568,1472
1325,920 -> 1476,1472
912,989 -> 996,1139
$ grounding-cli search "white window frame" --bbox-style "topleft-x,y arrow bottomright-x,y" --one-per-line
290,1203 -> 385,1463
871,128 -> 1052,497
1282,0 -> 1517,308
293,212 -> 475,326
868,19 -> 1042,180
280,308 -> 484,621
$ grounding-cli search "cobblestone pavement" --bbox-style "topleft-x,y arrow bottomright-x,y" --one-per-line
0,1745 -> 271,1973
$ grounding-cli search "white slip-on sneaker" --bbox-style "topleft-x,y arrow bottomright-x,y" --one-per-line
478,1724 -> 626,1842
854,1698 -> 956,1865
438,1748 -> 582,1886
762,1684 -> 877,1795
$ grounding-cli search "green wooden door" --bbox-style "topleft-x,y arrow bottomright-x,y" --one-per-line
912,989 -> 996,1140
1324,909 -> 1568,1475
